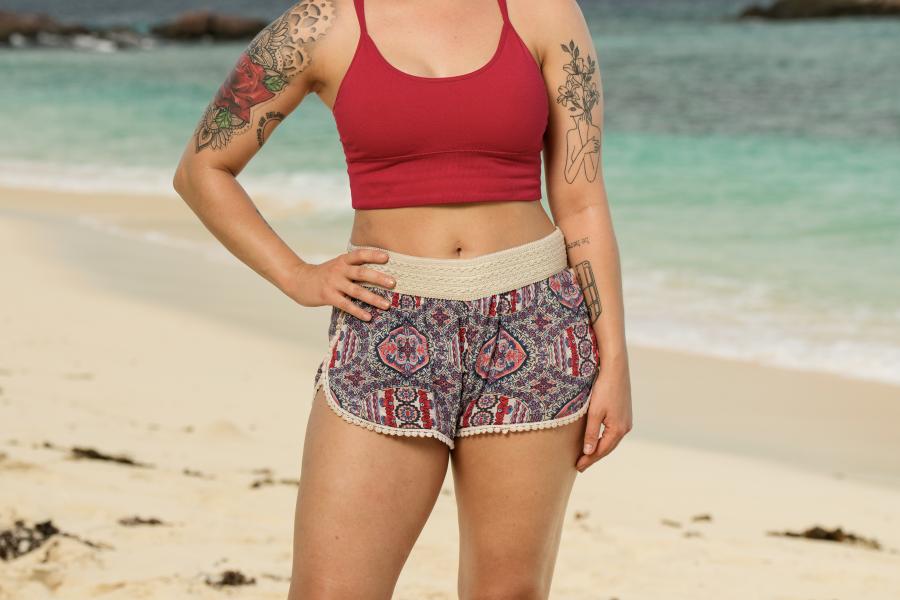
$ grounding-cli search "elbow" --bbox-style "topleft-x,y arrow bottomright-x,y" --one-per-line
172,161 -> 192,198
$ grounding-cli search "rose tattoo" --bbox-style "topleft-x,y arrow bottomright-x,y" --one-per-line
195,0 -> 336,152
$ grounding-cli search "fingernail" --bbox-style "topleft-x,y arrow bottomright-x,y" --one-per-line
583,443 -> 593,454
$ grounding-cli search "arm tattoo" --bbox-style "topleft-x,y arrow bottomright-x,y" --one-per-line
555,40 -> 601,183
565,236 -> 590,250
257,111 -> 285,147
573,260 -> 602,323
194,0 -> 335,152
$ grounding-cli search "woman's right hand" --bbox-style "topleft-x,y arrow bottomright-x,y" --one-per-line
286,249 -> 397,321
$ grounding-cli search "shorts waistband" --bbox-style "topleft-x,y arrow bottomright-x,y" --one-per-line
346,226 -> 569,301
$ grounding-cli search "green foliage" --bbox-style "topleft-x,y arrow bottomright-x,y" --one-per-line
263,75 -> 286,93
214,108 -> 233,129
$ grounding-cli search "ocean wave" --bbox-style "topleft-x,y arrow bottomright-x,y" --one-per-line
0,159 -> 353,214
623,265 -> 900,386
67,210 -> 900,387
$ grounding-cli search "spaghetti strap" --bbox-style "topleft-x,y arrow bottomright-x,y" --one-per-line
497,0 -> 511,24
352,0 -> 368,35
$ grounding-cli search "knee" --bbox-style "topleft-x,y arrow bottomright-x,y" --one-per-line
461,578 -> 549,600
288,579 -> 391,600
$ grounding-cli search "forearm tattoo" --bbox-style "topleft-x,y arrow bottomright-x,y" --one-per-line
565,236 -> 590,250
573,259 -> 602,323
555,40 -> 601,183
194,0 -> 335,152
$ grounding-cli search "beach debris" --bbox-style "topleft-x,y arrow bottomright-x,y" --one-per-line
250,476 -> 300,489
661,518 -> 682,528
739,0 -> 900,19
683,530 -> 704,538
117,516 -> 166,527
0,520 -> 59,561
182,468 -> 213,479
692,513 -> 713,522
767,525 -> 881,550
205,569 -> 257,588
0,520 -> 111,561
70,446 -> 151,468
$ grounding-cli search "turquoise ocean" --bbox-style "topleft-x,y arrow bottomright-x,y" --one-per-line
3,0 -> 899,384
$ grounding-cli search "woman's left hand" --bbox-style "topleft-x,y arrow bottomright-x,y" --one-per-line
576,355 -> 633,472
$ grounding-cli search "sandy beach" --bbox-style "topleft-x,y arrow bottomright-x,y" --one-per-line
2,185 -> 900,599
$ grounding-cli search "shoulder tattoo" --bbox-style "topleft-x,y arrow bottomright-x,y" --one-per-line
194,0 -> 336,152
555,39 -> 602,183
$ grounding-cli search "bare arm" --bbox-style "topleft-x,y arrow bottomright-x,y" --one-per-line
531,0 -> 632,470
172,0 -> 395,321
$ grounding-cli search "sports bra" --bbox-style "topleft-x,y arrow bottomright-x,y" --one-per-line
332,0 -> 550,210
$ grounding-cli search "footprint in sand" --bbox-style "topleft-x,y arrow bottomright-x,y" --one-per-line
62,372 -> 94,381
202,419 -> 248,439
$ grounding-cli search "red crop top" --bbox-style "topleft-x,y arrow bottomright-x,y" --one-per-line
332,0 -> 549,210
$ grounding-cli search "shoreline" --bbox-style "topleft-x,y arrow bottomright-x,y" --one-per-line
3,191 -> 900,597
4,179 -> 898,388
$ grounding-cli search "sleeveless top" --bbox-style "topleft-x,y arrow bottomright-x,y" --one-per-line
332,0 -> 549,210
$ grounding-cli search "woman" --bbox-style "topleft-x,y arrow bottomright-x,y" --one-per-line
173,0 -> 632,597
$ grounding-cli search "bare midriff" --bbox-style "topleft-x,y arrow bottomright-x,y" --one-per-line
347,199 -> 556,259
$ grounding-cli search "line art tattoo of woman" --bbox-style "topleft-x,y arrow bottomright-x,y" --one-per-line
555,40 -> 601,183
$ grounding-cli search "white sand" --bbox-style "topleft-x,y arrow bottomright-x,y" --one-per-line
2,189 -> 899,599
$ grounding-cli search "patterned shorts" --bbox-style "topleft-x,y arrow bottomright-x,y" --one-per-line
311,226 -> 600,449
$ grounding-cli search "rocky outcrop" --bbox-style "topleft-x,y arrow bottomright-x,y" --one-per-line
740,0 -> 900,19
0,11 -> 87,42
149,11 -> 267,41
0,9 -> 267,49
0,11 -> 151,49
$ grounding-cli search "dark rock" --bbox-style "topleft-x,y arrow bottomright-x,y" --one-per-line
0,11 -> 90,42
150,10 -> 267,41
740,0 -> 900,19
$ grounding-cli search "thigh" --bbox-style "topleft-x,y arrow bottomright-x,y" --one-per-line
450,419 -> 584,600
288,386 -> 450,600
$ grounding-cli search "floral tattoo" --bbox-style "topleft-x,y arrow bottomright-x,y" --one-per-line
194,0 -> 335,152
555,40 -> 601,183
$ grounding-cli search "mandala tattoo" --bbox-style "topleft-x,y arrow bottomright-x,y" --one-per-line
556,40 -> 601,183
194,0 -> 336,152
573,259 -> 601,323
